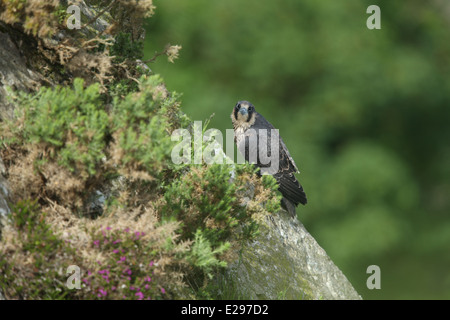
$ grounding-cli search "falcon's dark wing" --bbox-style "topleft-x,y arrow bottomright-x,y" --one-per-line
249,113 -> 307,207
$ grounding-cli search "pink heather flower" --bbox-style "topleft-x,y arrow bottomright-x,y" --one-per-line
145,276 -> 151,282
124,227 -> 130,233
117,256 -> 126,263
122,268 -> 132,275
144,284 -> 149,290
130,286 -> 135,291
99,289 -> 107,297
161,287 -> 166,294
88,270 -> 92,276
93,240 -> 100,247
149,261 -> 154,267
113,249 -> 119,254
113,239 -> 121,244
106,226 -> 112,230
135,292 -> 144,300
112,286 -> 116,291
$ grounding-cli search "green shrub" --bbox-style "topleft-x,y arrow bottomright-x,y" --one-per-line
110,32 -> 144,62
162,162 -> 281,286
110,75 -> 188,178
6,79 -> 108,176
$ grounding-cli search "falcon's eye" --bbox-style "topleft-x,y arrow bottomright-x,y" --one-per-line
235,103 -> 241,110
248,106 -> 254,112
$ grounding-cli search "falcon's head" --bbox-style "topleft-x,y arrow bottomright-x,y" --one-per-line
231,100 -> 257,128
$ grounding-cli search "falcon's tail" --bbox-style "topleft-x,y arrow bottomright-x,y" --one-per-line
276,172 -> 307,207
281,197 -> 297,217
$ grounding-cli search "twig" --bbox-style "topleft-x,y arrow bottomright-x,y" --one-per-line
143,44 -> 170,64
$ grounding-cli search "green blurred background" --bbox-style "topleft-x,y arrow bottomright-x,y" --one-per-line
143,0 -> 450,299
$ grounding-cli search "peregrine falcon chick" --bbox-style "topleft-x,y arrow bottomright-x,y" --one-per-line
231,100 -> 307,217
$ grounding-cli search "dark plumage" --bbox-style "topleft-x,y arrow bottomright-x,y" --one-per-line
231,100 -> 307,217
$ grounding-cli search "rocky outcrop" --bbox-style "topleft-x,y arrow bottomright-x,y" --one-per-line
0,24 -> 38,219
0,25 -> 45,121
226,208 -> 361,300
0,157 -> 10,218
0,23 -> 43,219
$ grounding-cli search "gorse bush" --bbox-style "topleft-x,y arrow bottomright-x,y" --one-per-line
110,32 -> 144,62
163,163 -> 281,244
164,164 -> 247,240
5,79 -> 108,176
110,75 -> 189,179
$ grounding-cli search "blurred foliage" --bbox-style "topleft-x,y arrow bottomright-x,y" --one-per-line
144,0 -> 450,299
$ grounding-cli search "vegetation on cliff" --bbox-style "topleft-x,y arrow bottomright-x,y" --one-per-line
0,0 -> 281,299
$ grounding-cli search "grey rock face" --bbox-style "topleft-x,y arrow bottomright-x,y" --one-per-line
226,209 -> 362,300
0,28 -> 44,121
0,157 -> 10,218
0,177 -> 10,218
0,27 -> 29,219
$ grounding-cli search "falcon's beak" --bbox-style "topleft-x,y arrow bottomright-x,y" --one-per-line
239,108 -> 248,116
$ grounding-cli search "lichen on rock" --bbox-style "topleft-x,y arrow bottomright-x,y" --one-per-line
225,208 -> 362,300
